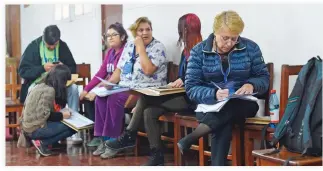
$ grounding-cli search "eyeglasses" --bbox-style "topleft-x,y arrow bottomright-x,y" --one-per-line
105,33 -> 120,39
220,35 -> 239,44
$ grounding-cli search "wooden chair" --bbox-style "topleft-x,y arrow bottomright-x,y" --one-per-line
134,62 -> 180,162
76,63 -> 91,114
242,62 -> 275,166
175,63 -> 274,166
76,63 -> 91,87
252,64 -> 322,166
253,147 -> 322,166
5,57 -> 24,139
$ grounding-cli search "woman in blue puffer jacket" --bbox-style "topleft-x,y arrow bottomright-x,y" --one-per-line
177,10 -> 270,166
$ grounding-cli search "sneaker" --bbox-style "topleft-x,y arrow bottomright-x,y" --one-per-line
92,142 -> 106,156
67,133 -> 83,145
31,140 -> 55,157
104,130 -> 136,151
142,148 -> 164,166
100,147 -> 119,159
87,137 -> 102,147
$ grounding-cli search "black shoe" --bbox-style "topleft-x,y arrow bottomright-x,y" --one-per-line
142,148 -> 164,166
104,130 -> 136,151
31,140 -> 56,157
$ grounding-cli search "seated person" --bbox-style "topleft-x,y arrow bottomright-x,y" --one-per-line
78,23 -> 129,147
177,10 -> 270,166
17,65 -> 76,157
92,16 -> 168,159
18,25 -> 79,112
103,13 -> 203,166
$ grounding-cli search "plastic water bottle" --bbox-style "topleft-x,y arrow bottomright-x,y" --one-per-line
269,89 -> 280,128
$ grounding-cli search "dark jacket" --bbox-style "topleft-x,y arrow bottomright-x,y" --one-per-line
185,33 -> 270,104
18,36 -> 76,103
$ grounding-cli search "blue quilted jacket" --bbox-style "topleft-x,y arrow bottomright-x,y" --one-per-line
185,34 -> 270,104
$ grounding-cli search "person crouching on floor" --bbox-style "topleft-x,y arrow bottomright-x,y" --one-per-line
17,64 -> 76,157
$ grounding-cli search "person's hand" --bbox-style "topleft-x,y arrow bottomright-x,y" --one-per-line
62,111 -> 71,119
169,78 -> 184,88
97,82 -> 105,87
104,84 -> 113,90
216,89 -> 229,101
86,92 -> 97,101
43,63 -> 55,72
131,107 -> 136,114
79,90 -> 88,101
235,83 -> 254,95
134,36 -> 144,48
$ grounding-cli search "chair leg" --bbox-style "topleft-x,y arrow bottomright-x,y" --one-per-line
134,135 -> 140,156
232,125 -> 242,166
174,117 -> 179,166
244,130 -> 255,166
198,136 -> 209,166
178,126 -> 185,165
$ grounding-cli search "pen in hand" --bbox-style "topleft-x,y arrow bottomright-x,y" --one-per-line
211,81 -> 222,90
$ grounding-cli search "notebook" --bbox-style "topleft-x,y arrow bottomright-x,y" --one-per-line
66,74 -> 79,87
60,108 -> 94,131
245,116 -> 271,125
90,86 -> 130,97
134,87 -> 185,96
90,76 -> 130,97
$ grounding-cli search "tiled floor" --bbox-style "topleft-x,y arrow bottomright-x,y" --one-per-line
5,141 -> 175,166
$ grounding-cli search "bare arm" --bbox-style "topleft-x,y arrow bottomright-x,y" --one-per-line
135,36 -> 157,76
137,45 -> 157,75
107,68 -> 121,84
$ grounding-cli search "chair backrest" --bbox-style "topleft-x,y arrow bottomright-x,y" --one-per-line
279,64 -> 303,120
264,63 -> 274,116
6,57 -> 21,100
76,63 -> 91,88
167,62 -> 179,83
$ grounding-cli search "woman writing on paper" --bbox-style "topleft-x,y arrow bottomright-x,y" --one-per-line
17,65 -> 76,157
103,14 -> 203,166
92,17 -> 168,158
78,23 -> 129,147
178,11 -> 270,166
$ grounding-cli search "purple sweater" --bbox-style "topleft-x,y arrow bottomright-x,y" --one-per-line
84,45 -> 125,92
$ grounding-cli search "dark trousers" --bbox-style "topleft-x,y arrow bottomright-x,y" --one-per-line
83,100 -> 95,122
30,122 -> 76,146
196,99 -> 259,166
127,93 -> 191,149
83,100 -> 96,136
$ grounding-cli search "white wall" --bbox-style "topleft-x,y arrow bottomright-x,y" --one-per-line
20,4 -> 102,78
123,4 -> 323,98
